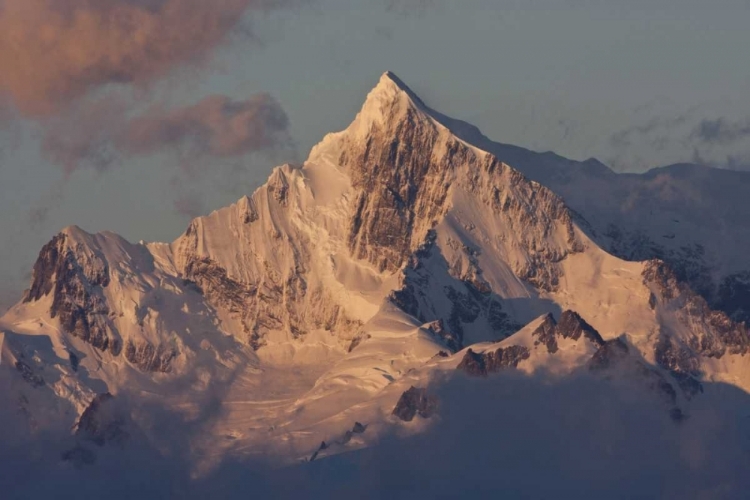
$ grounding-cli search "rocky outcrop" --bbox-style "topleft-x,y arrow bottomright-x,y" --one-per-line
532,311 -> 604,354
182,256 -> 266,348
347,331 -> 371,353
75,393 -> 127,446
587,336 -> 689,420
644,260 -> 750,363
670,371 -> 703,400
267,167 -> 291,206
178,232 -> 361,350
556,311 -> 605,345
392,386 -> 438,422
457,346 -> 530,377
23,232 -> 120,355
334,74 -> 584,285
634,364 -> 678,407
603,224 -> 750,326
309,441 -> 328,462
531,314 -> 559,353
589,337 -> 630,371
124,340 -> 177,373
340,103 -> 452,274
654,334 -> 701,377
389,232 -> 520,349
424,319 -> 459,352
15,360 -> 45,388
586,333 -> 702,422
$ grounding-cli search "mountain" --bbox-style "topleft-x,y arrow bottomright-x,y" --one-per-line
2,72 -> 750,497
413,103 -> 750,323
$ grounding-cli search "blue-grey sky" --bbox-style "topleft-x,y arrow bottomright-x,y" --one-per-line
1,0 -> 749,309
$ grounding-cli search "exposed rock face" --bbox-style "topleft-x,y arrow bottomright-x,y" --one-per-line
392,386 -> 438,422
75,393 -> 128,447
670,371 -> 704,400
239,195 -> 259,224
340,101 -> 452,274
423,319 -> 459,352
15,360 -> 45,388
654,334 -> 701,377
589,338 -> 630,371
531,314 -> 559,353
347,331 -> 371,353
605,226 -> 714,299
643,260 -> 750,368
329,73 -> 584,291
182,256 -> 266,349
24,233 -> 120,355
531,311 -> 604,354
603,223 -> 749,325
124,340 -> 177,373
587,336 -> 688,420
389,232 -> 520,349
309,441 -> 328,462
69,351 -> 80,372
636,364 -> 678,407
457,346 -> 531,377
176,210 -> 363,351
267,168 -> 290,206
309,421 -> 369,461
717,271 -> 750,324
25,234 -> 63,302
556,311 -> 605,345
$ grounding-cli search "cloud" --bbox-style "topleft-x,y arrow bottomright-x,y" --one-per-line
605,106 -> 750,172
0,0 -> 297,117
691,118 -> 750,145
34,91 -> 291,219
40,93 -> 291,175
41,96 -> 127,175
4,367 -> 750,499
609,114 -> 690,150
122,93 -> 291,158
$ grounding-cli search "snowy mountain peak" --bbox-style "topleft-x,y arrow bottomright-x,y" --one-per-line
373,71 -> 425,106
310,71 -> 432,153
4,72 -> 750,476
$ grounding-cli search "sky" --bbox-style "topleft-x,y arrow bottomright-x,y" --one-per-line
0,0 -> 749,310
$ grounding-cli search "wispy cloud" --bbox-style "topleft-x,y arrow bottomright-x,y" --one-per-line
690,118 -> 750,145
40,92 -> 291,175
606,104 -> 750,171
609,115 -> 690,150
123,94 -> 291,158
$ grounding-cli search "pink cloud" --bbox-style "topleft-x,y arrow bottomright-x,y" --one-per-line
0,0 -> 295,116
123,93 -> 291,157
41,92 -> 291,174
